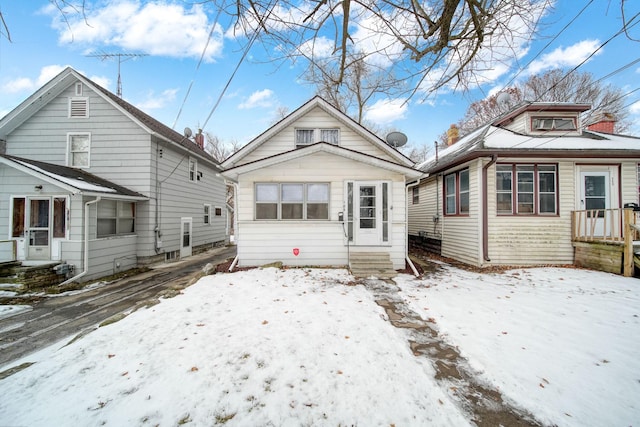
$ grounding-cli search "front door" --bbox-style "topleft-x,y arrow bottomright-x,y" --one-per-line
580,171 -> 610,236
348,181 -> 389,246
180,217 -> 192,258
27,198 -> 51,260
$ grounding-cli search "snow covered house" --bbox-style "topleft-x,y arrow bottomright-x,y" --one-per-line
0,67 -> 227,283
221,96 -> 421,276
408,102 -> 640,270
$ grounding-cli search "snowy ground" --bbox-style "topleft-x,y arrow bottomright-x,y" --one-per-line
0,264 -> 639,426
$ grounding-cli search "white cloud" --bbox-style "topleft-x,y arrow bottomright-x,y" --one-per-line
238,89 -> 275,109
527,39 -> 601,75
136,88 -> 179,110
1,65 -> 80,94
298,36 -> 335,59
47,1 -> 223,61
364,98 -> 408,125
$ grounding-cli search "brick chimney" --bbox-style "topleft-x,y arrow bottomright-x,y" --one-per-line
587,112 -> 616,134
447,124 -> 460,146
194,129 -> 204,149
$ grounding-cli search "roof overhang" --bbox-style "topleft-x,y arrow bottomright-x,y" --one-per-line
221,142 -> 423,182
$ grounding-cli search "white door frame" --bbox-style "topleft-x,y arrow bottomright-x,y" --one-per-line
577,166 -> 619,237
180,217 -> 193,258
346,181 -> 390,246
26,197 -> 51,260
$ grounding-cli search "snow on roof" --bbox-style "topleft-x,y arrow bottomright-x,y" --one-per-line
485,127 -> 640,150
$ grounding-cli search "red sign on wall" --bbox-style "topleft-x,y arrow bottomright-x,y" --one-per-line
293,248 -> 300,256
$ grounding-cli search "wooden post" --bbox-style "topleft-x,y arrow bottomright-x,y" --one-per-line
623,208 -> 634,277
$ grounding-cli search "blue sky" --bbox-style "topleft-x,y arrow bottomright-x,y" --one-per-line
1,1 -> 639,156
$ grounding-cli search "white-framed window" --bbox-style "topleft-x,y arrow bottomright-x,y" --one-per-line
68,133 -> 91,167
531,117 -> 576,131
75,82 -> 83,96
69,97 -> 89,118
496,164 -> 558,215
97,200 -> 136,237
255,183 -> 330,220
204,204 -> 211,225
189,157 -> 197,182
444,169 -> 469,215
412,186 -> 419,204
295,128 -> 339,148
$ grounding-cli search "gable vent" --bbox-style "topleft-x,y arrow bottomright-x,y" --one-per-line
69,98 -> 88,118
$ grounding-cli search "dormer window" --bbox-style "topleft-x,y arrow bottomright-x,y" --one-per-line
295,128 -> 339,148
532,117 -> 576,131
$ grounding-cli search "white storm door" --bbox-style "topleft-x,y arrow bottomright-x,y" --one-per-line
27,198 -> 51,260
355,182 -> 382,246
580,171 -> 610,236
180,217 -> 193,258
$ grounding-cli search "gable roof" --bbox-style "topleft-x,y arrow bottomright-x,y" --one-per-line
0,154 -> 147,200
0,67 -> 220,170
419,103 -> 640,174
222,142 -> 422,181
221,96 -> 414,168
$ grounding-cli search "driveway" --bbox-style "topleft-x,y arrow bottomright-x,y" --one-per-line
0,245 -> 236,369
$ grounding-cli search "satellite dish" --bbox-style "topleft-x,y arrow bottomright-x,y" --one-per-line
496,92 -> 511,108
184,127 -> 193,138
385,131 -> 408,148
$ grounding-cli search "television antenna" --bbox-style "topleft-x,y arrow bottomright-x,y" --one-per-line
86,52 -> 149,97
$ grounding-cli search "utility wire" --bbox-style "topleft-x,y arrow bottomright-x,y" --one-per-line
173,7 -> 223,129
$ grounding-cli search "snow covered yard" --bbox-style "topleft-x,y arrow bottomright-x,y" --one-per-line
0,264 -> 639,426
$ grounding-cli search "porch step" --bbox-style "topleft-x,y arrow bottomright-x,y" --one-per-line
0,262 -> 67,289
349,252 -> 397,279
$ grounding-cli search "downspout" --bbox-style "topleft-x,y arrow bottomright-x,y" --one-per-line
227,180 -> 239,271
154,141 -> 162,254
406,177 -> 423,277
60,196 -> 101,285
482,156 -> 498,262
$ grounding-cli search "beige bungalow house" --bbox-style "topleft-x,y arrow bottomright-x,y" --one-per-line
221,96 -> 421,276
408,102 -> 640,269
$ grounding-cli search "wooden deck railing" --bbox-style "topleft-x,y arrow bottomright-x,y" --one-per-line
571,208 -> 639,277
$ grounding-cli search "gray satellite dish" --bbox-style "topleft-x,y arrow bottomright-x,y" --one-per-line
385,131 -> 408,147
496,92 -> 511,108
184,127 -> 193,138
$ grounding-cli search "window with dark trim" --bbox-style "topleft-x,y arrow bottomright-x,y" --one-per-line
496,164 -> 557,215
444,169 -> 469,215
11,197 -> 25,238
215,207 -> 222,216
412,186 -> 419,204
255,183 -> 329,220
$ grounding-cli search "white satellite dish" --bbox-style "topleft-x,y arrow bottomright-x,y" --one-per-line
184,127 -> 193,138
385,131 -> 408,148
496,92 -> 511,108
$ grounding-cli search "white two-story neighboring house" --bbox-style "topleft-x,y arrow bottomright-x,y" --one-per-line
0,67 -> 227,282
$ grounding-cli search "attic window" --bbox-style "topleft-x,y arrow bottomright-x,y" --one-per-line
75,82 -> 83,96
295,128 -> 339,148
69,97 -> 89,118
532,117 -> 576,131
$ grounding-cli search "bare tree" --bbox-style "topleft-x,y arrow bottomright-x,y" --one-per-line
223,0 -> 552,97
204,132 -> 242,163
448,69 -> 631,140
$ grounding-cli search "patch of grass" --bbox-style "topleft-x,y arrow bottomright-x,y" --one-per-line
214,412 -> 236,424
0,362 -> 35,380
99,313 -> 127,327
177,414 -> 191,425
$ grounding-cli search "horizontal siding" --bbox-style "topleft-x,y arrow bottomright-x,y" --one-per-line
86,235 -> 138,281
239,107 -> 399,165
621,161 -> 639,205
236,151 -> 408,268
408,176 -> 442,239
441,160 -> 482,266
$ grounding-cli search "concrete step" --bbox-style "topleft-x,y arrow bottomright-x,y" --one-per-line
349,252 -> 396,279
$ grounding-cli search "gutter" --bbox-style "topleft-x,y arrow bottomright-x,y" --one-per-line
60,196 -> 101,285
482,156 -> 498,262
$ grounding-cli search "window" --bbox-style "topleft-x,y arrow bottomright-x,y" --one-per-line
412,186 -> 419,204
53,197 -> 67,238
215,207 -> 222,216
444,169 -> 469,215
68,133 -> 90,167
69,97 -> 89,118
496,164 -> 557,215
75,82 -> 83,96
97,200 -> 135,237
189,157 -> 197,182
204,204 -> 211,225
295,128 -> 339,148
255,183 -> 329,220
11,197 -> 25,238
532,117 -> 576,131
